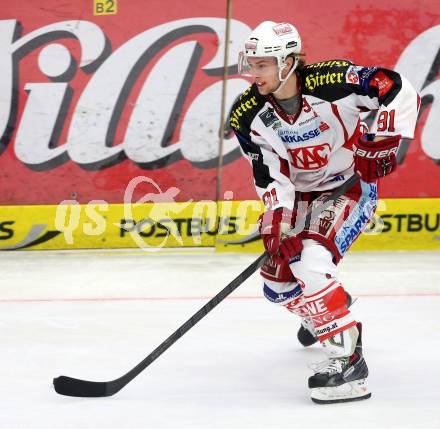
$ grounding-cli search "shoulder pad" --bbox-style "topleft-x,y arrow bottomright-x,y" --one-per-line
229,84 -> 265,132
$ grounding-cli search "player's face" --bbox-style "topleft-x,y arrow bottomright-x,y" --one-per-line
245,57 -> 280,95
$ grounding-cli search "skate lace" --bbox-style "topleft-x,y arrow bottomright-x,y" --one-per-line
308,357 -> 348,375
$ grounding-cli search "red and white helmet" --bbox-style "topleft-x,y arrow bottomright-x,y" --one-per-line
238,21 -> 302,88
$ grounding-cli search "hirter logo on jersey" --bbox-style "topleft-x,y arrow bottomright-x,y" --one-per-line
288,144 -> 331,170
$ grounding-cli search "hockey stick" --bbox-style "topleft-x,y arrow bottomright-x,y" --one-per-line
53,174 -> 360,397
53,251 -> 268,397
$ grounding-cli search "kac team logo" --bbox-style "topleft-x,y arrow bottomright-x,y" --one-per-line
287,144 -> 331,170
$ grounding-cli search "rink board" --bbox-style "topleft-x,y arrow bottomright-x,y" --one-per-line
216,198 -> 440,252
0,201 -> 219,250
0,198 -> 439,251
0,3 -> 439,207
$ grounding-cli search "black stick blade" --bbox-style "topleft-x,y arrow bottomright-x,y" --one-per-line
53,376 -> 111,397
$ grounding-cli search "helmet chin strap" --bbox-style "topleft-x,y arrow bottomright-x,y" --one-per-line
272,60 -> 297,95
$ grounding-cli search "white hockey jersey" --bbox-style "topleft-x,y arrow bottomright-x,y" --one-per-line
230,60 -> 420,210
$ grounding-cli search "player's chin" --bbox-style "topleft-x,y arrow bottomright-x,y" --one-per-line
255,83 -> 272,95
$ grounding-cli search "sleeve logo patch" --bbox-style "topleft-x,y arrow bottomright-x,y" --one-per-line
346,65 -> 360,84
259,107 -> 278,127
370,71 -> 394,97
247,152 -> 260,161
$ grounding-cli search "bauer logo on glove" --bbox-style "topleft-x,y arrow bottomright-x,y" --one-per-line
352,134 -> 401,183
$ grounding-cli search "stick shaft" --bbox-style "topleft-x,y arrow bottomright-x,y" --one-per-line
124,251 -> 269,382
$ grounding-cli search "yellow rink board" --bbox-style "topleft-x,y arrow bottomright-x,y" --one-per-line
0,202 -> 219,250
215,198 -> 440,252
0,199 -> 439,251
352,198 -> 440,251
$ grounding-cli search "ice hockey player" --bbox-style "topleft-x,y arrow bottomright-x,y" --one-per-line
230,21 -> 419,404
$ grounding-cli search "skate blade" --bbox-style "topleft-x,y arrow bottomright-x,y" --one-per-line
310,378 -> 371,404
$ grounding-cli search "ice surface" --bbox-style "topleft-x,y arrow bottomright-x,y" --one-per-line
1,249 -> 439,429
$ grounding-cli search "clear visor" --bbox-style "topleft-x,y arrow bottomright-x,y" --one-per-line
238,52 -> 282,77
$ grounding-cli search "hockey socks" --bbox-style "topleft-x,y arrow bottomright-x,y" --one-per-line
297,291 -> 354,347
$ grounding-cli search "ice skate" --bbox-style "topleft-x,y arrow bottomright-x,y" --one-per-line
308,323 -> 371,404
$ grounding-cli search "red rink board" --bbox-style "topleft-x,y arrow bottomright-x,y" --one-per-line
0,0 -> 439,205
